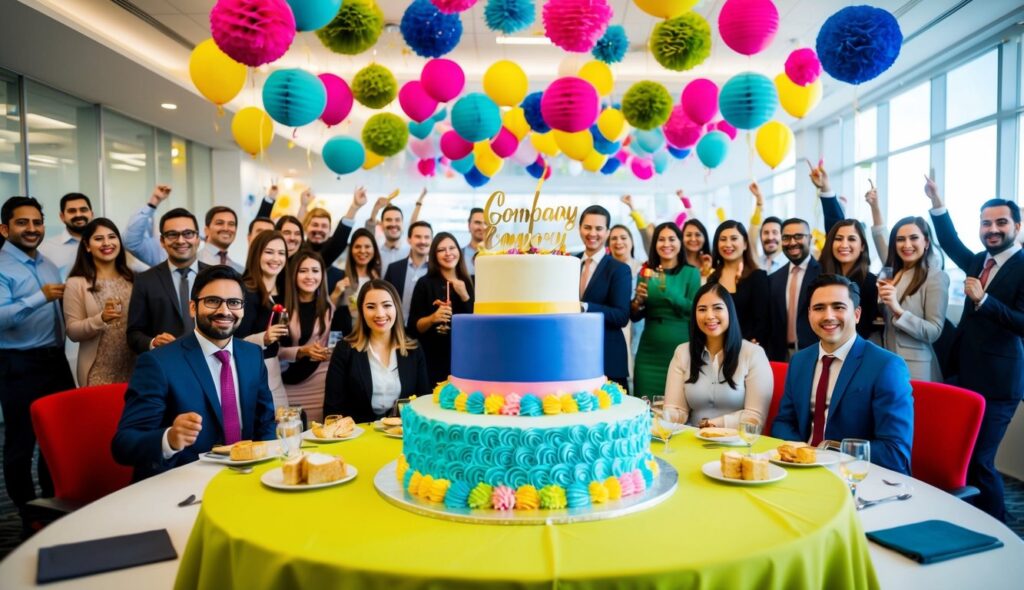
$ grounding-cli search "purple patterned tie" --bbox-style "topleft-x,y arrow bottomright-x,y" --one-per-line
214,350 -> 241,444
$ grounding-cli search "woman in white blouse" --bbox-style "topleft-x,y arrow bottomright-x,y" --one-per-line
324,280 -> 429,423
663,283 -> 773,428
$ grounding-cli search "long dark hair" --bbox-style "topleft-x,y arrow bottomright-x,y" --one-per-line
819,219 -> 870,284
68,218 -> 133,292
709,220 -> 759,283
648,222 -> 687,274
345,279 -> 418,356
608,224 -> 635,259
686,283 -> 743,389
284,250 -> 330,337
428,232 -> 474,288
345,227 -> 382,286
242,230 -> 286,307
886,216 -> 940,302
682,218 -> 711,259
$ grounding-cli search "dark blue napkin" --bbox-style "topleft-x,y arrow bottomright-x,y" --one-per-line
37,529 -> 177,583
867,520 -> 1003,564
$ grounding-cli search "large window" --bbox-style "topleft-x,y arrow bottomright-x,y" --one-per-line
944,125 -> 997,245
889,81 -> 931,150
886,147 -> 930,225
0,70 -> 21,197
103,110 -> 155,232
946,50 -> 998,129
854,107 -> 877,163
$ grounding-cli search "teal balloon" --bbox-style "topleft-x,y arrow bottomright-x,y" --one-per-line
408,119 -> 435,139
696,131 -> 729,168
653,150 -> 669,174
451,153 -> 475,174
322,136 -> 365,175
262,69 -> 327,127
432,106 -> 448,122
451,93 -> 501,142
719,72 -> 778,130
287,0 -> 342,32
635,128 -> 664,153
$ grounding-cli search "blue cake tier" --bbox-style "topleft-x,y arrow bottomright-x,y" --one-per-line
450,313 -> 604,382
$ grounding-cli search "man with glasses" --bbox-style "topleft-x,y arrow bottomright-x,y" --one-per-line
114,265 -> 275,480
766,218 -> 821,361
126,208 -> 207,354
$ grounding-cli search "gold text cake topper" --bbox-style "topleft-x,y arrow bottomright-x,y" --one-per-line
482,189 -> 578,252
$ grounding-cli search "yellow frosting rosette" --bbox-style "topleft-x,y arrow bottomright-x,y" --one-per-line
396,454 -> 409,483
407,471 -> 423,495
417,474 -> 435,499
432,381 -> 447,402
484,394 -> 504,415
596,389 -> 612,409
604,476 -> 623,500
560,393 -> 579,413
515,485 -> 540,510
589,480 -> 610,504
454,392 -> 469,412
542,395 -> 562,415
428,478 -> 451,503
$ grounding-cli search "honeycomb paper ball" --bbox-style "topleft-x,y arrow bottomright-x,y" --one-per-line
401,0 -> 463,58
431,0 -> 478,13
399,81 -> 439,123
785,48 -> 822,86
315,0 -> 384,56
816,5 -> 902,85
420,59 -> 465,102
451,93 -> 502,142
622,81 -> 673,130
210,0 -> 296,67
362,113 -> 409,156
541,77 -> 600,133
352,64 -> 397,108
484,0 -> 535,35
718,0 -> 779,56
718,72 -> 778,130
543,0 -> 613,53
262,69 -> 327,128
650,12 -> 712,72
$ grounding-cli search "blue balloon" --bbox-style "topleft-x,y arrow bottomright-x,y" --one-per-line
719,72 -> 777,131
262,69 -> 327,128
590,126 -> 621,156
451,93 -> 501,142
635,128 -> 664,153
451,153 -> 475,174
521,92 -> 550,133
696,131 -> 729,169
600,158 -> 621,175
465,167 -> 490,188
652,150 -> 669,174
408,119 -> 435,140
525,159 -> 547,179
322,136 -> 365,175
287,0 -> 342,32
667,145 -> 691,160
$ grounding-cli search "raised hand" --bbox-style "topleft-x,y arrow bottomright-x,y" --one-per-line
300,189 -> 314,208
675,190 -> 692,209
923,173 -> 942,208
267,184 -> 279,201
620,194 -> 634,210
865,179 -> 878,206
149,184 -> 172,207
805,158 -> 830,192
748,182 -> 763,205
352,186 -> 368,208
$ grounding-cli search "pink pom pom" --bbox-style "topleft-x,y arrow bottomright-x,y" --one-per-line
490,127 -> 519,158
417,158 -> 436,177
618,473 -> 636,496
399,81 -> 439,123
631,157 -> 654,180
718,0 -> 779,56
440,130 -> 473,160
500,393 -> 522,416
540,77 -> 599,133
210,0 -> 296,67
681,78 -> 719,126
715,120 -> 738,140
421,59 -> 465,103
630,470 -> 646,493
318,73 -> 353,127
663,105 -> 703,149
675,211 -> 688,227
430,0 -> 478,13
785,47 -> 822,86
543,0 -> 613,53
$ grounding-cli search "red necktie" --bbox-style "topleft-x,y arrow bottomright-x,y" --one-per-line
811,355 -> 835,446
978,258 -> 996,289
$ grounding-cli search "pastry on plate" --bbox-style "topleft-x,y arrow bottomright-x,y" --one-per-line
229,440 -> 268,461
282,453 -> 347,485
741,455 -> 769,481
721,451 -> 743,479
699,427 -> 737,438
381,416 -> 402,427
311,416 -> 356,439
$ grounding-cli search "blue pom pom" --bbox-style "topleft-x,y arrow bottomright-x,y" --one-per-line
521,92 -> 550,133
600,157 -> 621,175
592,25 -> 628,64
484,0 -> 534,35
401,0 -> 463,58
816,6 -> 902,85
465,166 -> 490,187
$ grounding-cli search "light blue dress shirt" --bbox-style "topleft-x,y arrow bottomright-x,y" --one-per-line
124,204 -> 167,267
0,241 -> 64,349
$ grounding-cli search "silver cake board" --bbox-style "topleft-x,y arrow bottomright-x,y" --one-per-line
373,458 -> 678,525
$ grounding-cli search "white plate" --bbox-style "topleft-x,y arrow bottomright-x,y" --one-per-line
199,451 -> 276,467
260,464 -> 358,490
695,432 -> 742,444
372,419 -> 402,431
701,460 -> 787,485
302,425 -> 365,443
382,431 -> 403,439
769,449 -> 840,468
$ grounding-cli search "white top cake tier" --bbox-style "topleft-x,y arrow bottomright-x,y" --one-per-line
474,254 -> 582,315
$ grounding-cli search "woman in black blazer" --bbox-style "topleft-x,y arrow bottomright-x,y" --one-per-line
819,219 -> 880,340
325,279 -> 429,423
707,220 -> 771,347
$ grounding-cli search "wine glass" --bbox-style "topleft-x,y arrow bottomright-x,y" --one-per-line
839,439 -> 871,500
391,398 -> 410,419
656,407 -> 683,454
275,407 -> 303,459
738,419 -> 763,456
877,266 -> 894,286
651,395 -> 665,419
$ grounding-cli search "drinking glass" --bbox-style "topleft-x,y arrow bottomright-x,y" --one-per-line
651,395 -> 665,419
276,407 -> 303,458
655,407 -> 683,454
738,419 -> 763,456
877,266 -> 894,285
839,439 -> 871,500
391,398 -> 410,419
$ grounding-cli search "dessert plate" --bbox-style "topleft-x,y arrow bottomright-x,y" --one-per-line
769,449 -> 839,468
695,428 -> 740,443
382,429 -> 403,439
372,419 -> 402,431
701,460 -> 787,485
199,452 -> 275,467
261,465 -> 358,490
303,426 -> 365,443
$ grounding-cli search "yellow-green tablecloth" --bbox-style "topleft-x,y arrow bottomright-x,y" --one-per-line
175,430 -> 878,589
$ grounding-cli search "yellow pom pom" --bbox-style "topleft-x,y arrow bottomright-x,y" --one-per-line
396,455 -> 409,483
542,395 -> 562,415
417,474 -> 434,499
429,478 -> 451,503
454,392 -> 469,412
484,394 -> 505,415
560,393 -> 579,413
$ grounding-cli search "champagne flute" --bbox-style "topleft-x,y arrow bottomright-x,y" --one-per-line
738,419 -> 763,456
839,439 -> 871,500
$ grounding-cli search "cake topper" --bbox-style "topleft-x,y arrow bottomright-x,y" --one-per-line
481,188 -> 578,252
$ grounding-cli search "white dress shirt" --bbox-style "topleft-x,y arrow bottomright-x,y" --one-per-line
197,243 -> 244,272
809,334 -> 858,426
368,346 -> 402,415
38,229 -> 80,280
379,242 -> 410,271
977,243 -> 1021,307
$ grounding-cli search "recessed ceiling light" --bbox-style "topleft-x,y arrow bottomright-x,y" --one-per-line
161,103 -> 177,110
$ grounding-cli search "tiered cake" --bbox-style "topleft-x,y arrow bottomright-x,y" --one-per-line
397,253 -> 655,511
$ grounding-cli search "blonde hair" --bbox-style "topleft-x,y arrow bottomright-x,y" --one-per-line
345,279 -> 417,356
302,207 -> 332,228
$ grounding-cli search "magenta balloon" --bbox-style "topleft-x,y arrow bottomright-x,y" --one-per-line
718,0 -> 779,56
421,59 -> 465,103
318,73 -> 354,127
663,105 -> 703,149
681,78 -> 719,126
615,149 -> 629,164
417,158 -> 436,177
440,130 -> 473,160
399,81 -> 439,123
715,120 -> 738,140
490,127 -> 519,158
631,157 -> 654,180
540,77 -> 600,133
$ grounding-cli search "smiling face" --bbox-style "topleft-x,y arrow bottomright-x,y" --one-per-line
206,211 -> 237,249
579,213 -> 609,256
760,221 -> 781,255
655,227 -> 681,265
717,228 -> 746,263
60,198 -> 93,234
382,210 -> 403,242
351,236 -> 375,268
85,225 -> 120,263
408,225 -> 433,259
259,238 -> 287,279
160,216 -> 199,266
468,212 -> 486,242
608,227 -> 633,259
1,204 -> 45,254
435,237 -> 461,271
295,256 -> 323,296
305,216 -> 330,245
781,221 -> 810,264
979,205 -> 1020,255
279,221 -> 303,256
809,284 -> 860,351
695,290 -> 730,340
831,225 -> 864,268
191,278 -> 244,343
362,287 -> 396,336
683,224 -> 705,255
894,222 -> 927,266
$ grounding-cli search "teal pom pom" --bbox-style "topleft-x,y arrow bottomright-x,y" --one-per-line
467,391 -> 486,414
484,0 -> 534,34
592,24 -> 628,64
445,480 -> 472,508
520,393 -> 542,416
566,482 -> 591,508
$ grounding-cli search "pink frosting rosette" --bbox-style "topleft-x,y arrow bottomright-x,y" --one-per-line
500,393 -> 522,416
492,485 -> 517,510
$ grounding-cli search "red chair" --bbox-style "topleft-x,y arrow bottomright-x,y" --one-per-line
764,361 -> 788,436
910,380 -> 984,500
29,383 -> 134,511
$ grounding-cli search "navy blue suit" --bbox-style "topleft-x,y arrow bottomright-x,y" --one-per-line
766,257 -> 821,362
112,333 -> 276,480
770,336 -> 914,474
579,254 -> 631,381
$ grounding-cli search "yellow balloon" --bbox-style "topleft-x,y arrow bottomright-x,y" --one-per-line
362,149 -> 385,170
231,107 -> 274,157
483,60 -> 528,107
633,0 -> 699,19
597,108 -> 626,142
190,39 -> 247,107
270,195 -> 292,219
755,121 -> 795,169
473,141 -> 504,177
716,207 -> 727,223
578,61 -> 614,97
530,132 -> 560,157
502,107 -> 531,141
553,129 -> 594,161
775,74 -> 823,119
582,150 -> 607,172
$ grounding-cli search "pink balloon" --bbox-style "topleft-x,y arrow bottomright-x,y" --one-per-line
511,139 -> 538,165
663,105 -> 703,149
631,157 -> 654,180
210,0 -> 295,67
318,73 -> 353,127
399,81 -> 439,123
615,149 -> 629,164
440,130 -> 473,160
421,59 -> 465,103
417,158 -> 436,177
541,77 -> 599,133
675,211 -> 688,228
490,127 -> 519,158
681,78 -> 719,126
785,48 -> 822,87
718,0 -> 779,56
715,120 -> 738,140
409,137 -> 438,160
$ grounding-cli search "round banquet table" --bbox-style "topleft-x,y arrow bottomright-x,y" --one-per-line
173,429 -> 877,590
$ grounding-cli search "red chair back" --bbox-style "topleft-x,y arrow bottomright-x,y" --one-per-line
764,361 -> 788,436
30,383 -> 133,505
910,380 -> 985,492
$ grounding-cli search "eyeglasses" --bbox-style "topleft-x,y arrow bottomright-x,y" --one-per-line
781,234 -> 808,243
196,296 -> 244,310
162,230 -> 198,241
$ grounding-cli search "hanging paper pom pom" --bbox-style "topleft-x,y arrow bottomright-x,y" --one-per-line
401,0 -> 463,58
718,72 -> 777,130
431,0 -> 478,13
696,130 -> 729,168
451,93 -> 502,142
591,24 -> 628,64
352,64 -> 397,108
541,77 -> 600,133
662,105 -> 701,149
718,0 -> 779,56
399,81 -> 439,123
543,0 -> 613,53
420,59 -> 465,103
362,113 -> 409,157
622,81 -> 673,130
318,74 -> 354,127
288,0 -> 342,32
816,6 -> 902,85
322,136 -> 365,175
210,0 -> 296,67
484,0 -> 535,34
465,167 -> 491,187
315,0 -> 383,55
262,69 -> 327,128
650,12 -> 712,72
785,48 -> 822,86
521,92 -> 550,134
440,130 -> 473,160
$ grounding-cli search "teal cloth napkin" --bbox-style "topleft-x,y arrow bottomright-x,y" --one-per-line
867,520 -> 1004,564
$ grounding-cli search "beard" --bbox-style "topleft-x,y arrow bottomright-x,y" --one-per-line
196,311 -> 240,340
983,231 -> 1016,255
65,216 -> 89,232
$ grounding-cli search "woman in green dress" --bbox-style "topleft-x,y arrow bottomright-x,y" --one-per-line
631,222 -> 702,399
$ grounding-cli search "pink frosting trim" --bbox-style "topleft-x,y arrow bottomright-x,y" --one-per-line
448,376 -> 607,398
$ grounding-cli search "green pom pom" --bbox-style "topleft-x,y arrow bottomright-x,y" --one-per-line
352,64 -> 397,109
316,0 -> 384,56
362,113 -> 408,157
622,81 -> 673,130
650,12 -> 712,72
